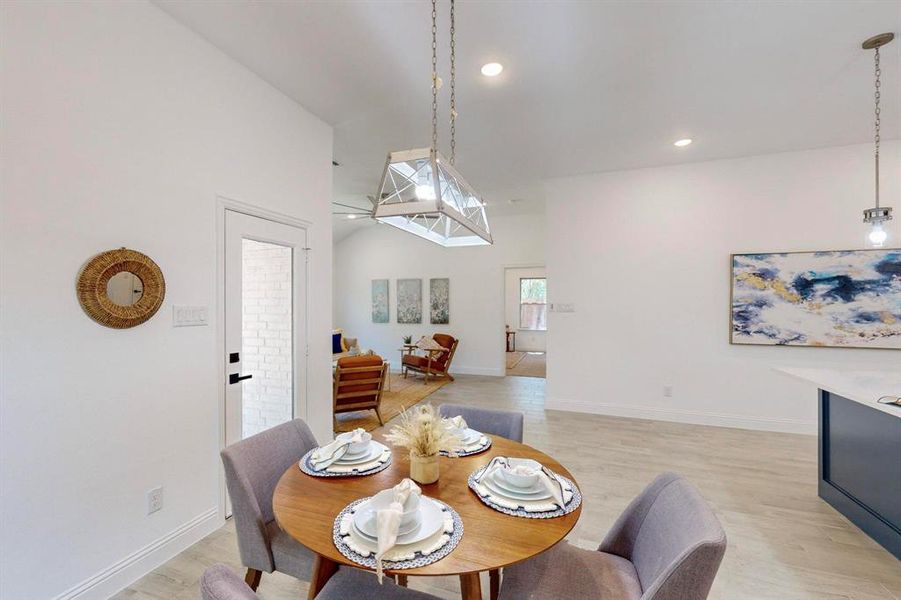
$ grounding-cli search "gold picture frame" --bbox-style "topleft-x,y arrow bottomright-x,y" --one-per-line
76,247 -> 165,329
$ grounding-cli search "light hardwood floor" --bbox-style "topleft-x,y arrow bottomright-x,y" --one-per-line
115,375 -> 900,600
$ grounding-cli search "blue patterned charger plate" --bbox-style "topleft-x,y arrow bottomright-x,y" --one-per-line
332,497 -> 463,570
468,466 -> 582,519
440,435 -> 492,457
299,445 -> 392,478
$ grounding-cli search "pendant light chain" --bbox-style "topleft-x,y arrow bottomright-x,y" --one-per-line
859,32 -> 894,244
449,0 -> 457,165
873,45 -> 881,208
430,0 -> 438,155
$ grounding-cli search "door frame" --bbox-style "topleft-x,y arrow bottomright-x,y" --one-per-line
215,195 -> 313,519
502,263 -> 547,368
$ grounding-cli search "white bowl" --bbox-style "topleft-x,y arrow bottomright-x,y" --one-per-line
500,458 -> 542,488
339,430 -> 372,455
369,489 -> 421,527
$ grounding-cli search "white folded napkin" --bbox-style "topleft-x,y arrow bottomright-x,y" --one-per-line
310,428 -> 365,471
445,415 -> 468,430
375,478 -> 421,582
476,457 -> 565,510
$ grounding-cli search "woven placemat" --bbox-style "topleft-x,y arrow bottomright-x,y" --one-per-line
441,436 -> 492,457
299,447 -> 392,478
332,497 -> 463,570
468,466 -> 582,519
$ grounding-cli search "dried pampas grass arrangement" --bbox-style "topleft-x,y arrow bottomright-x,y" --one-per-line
386,404 -> 463,458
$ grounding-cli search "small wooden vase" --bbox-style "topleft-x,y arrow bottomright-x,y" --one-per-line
410,452 -> 439,484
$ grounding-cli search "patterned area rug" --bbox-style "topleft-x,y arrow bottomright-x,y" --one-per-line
505,351 -> 546,378
334,373 -> 447,432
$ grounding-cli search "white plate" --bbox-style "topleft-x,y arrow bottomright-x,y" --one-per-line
332,442 -> 387,465
342,443 -> 370,457
353,516 -> 420,540
332,448 -> 378,465
353,497 -> 444,546
460,428 -> 481,444
483,472 -> 551,500
462,436 -> 488,450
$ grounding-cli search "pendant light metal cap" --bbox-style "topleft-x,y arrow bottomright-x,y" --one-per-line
863,206 -> 893,223
862,33 -> 894,50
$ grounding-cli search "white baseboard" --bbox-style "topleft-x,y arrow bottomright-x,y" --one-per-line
387,363 -> 504,377
55,507 -> 222,600
452,365 -> 505,377
545,398 -> 817,435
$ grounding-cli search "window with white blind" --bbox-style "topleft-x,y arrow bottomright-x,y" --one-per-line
519,278 -> 547,331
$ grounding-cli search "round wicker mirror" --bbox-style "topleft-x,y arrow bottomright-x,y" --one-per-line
76,248 -> 165,328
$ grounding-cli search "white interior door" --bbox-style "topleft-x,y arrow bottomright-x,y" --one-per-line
224,210 -> 308,451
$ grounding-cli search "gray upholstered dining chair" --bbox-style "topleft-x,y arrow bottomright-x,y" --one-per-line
315,567 -> 441,600
498,473 -> 727,600
439,403 -> 523,599
200,564 -> 258,600
220,418 -> 319,591
438,403 -> 524,442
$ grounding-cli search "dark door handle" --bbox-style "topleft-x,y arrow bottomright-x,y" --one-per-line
229,373 -> 252,385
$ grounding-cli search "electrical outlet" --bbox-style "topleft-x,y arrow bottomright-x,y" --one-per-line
663,386 -> 673,398
147,486 -> 163,515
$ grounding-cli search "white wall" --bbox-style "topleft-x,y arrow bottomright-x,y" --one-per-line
546,142 -> 900,434
504,267 -> 547,352
0,3 -> 332,598
333,214 -> 546,376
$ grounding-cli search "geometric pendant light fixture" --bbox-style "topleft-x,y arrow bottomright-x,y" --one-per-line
861,33 -> 894,248
372,0 -> 492,247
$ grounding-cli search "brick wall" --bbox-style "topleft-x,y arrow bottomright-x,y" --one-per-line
241,239 -> 293,438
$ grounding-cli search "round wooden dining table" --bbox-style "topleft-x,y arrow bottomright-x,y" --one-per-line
273,433 -> 582,600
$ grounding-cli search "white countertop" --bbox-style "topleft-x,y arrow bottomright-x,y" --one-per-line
777,367 -> 901,419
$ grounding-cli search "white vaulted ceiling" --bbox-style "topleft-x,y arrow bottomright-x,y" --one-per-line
156,0 -> 901,238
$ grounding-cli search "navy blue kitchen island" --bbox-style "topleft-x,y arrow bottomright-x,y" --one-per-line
818,388 -> 900,559
780,368 -> 900,559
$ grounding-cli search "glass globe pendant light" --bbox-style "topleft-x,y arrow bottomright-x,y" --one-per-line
371,0 -> 492,247
861,33 -> 894,248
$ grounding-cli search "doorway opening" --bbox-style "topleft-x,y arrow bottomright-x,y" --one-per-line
240,239 -> 294,439
504,267 -> 547,379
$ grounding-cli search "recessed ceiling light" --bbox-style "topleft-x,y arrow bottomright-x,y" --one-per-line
347,214 -> 358,219
481,62 -> 503,77
673,138 -> 693,147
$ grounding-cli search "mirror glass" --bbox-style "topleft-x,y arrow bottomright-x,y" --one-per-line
106,271 -> 144,306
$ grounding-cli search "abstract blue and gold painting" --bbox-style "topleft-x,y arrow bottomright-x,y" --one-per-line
731,249 -> 900,349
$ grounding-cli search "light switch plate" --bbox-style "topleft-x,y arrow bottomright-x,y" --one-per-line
173,305 -> 209,327
551,303 -> 576,313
